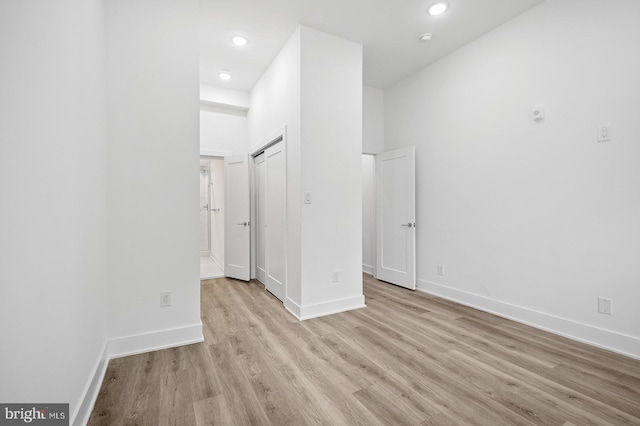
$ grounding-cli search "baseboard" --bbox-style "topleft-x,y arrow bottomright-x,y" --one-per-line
211,254 -> 223,270
362,264 -> 375,276
71,341 -> 109,426
107,322 -> 204,359
285,295 -> 366,321
417,279 -> 640,360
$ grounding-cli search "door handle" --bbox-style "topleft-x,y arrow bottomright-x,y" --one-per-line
237,221 -> 250,226
401,222 -> 415,228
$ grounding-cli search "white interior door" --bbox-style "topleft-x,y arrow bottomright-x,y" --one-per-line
254,152 -> 267,284
224,155 -> 250,281
264,142 -> 286,301
376,146 -> 416,289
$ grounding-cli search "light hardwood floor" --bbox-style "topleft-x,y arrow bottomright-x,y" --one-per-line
89,275 -> 640,425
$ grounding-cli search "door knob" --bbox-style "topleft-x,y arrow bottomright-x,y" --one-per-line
401,222 -> 415,228
237,221 -> 250,226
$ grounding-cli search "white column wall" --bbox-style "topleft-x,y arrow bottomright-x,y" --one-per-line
248,28 -> 303,306
299,26 -> 364,314
105,0 -> 203,354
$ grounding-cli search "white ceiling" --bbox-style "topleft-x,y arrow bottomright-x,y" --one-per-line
200,0 -> 545,92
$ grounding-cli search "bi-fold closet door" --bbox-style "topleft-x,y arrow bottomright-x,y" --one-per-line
254,141 -> 286,302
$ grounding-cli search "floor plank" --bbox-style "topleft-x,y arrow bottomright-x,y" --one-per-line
88,275 -> 640,425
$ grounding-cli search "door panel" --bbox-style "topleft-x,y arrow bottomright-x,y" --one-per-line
265,143 -> 286,301
254,153 -> 266,284
224,155 -> 250,281
376,147 -> 416,289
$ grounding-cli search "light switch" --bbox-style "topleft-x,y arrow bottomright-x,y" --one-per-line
304,191 -> 312,204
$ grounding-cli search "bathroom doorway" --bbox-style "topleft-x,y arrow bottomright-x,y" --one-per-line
200,156 -> 225,279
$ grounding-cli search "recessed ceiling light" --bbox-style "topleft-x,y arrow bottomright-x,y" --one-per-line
218,71 -> 232,81
428,2 -> 448,16
231,36 -> 247,47
419,33 -> 433,42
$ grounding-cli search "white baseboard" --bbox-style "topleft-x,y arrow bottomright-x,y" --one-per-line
211,254 -> 223,270
285,295 -> 366,321
71,323 -> 204,425
362,264 -> 375,276
417,279 -> 640,360
71,342 -> 109,426
107,322 -> 204,359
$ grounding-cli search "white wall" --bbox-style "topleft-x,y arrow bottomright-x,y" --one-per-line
299,26 -> 364,315
363,86 -> 385,154
248,26 -> 364,319
385,0 -> 640,358
200,84 -> 249,156
248,27 -> 303,306
200,107 -> 248,156
0,0 -> 108,423
200,84 -> 250,109
362,155 -> 376,275
105,0 -> 203,355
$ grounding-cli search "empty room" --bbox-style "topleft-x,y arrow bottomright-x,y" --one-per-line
1,0 -> 639,425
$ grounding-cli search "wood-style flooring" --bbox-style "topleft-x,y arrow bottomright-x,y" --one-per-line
88,274 -> 640,425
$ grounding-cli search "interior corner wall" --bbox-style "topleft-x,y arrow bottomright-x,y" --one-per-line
105,0 -> 203,356
247,27 -> 303,308
384,0 -> 640,358
299,26 -> 364,314
0,0 -> 109,423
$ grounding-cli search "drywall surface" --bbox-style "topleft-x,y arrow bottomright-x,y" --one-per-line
105,0 -> 202,349
0,0 -> 109,422
363,86 -> 385,154
248,27 -> 303,306
200,106 -> 249,156
299,26 -> 364,311
385,0 -> 640,357
248,26 -> 364,317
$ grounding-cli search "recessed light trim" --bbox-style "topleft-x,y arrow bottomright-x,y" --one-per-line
231,36 -> 247,46
419,33 -> 433,42
218,71 -> 232,81
428,2 -> 448,16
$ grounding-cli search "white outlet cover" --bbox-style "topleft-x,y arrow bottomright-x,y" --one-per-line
532,106 -> 545,122
597,125 -> 612,142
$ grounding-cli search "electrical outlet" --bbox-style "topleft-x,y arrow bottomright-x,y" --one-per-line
597,297 -> 612,315
160,291 -> 172,307
597,125 -> 612,142
437,264 -> 445,276
332,271 -> 340,283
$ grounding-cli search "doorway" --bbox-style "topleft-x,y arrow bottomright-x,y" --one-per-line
200,156 -> 225,279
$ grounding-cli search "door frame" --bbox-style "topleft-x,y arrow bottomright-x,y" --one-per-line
250,126 -> 288,295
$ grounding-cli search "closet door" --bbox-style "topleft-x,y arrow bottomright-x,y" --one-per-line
264,142 -> 286,301
254,153 -> 267,284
